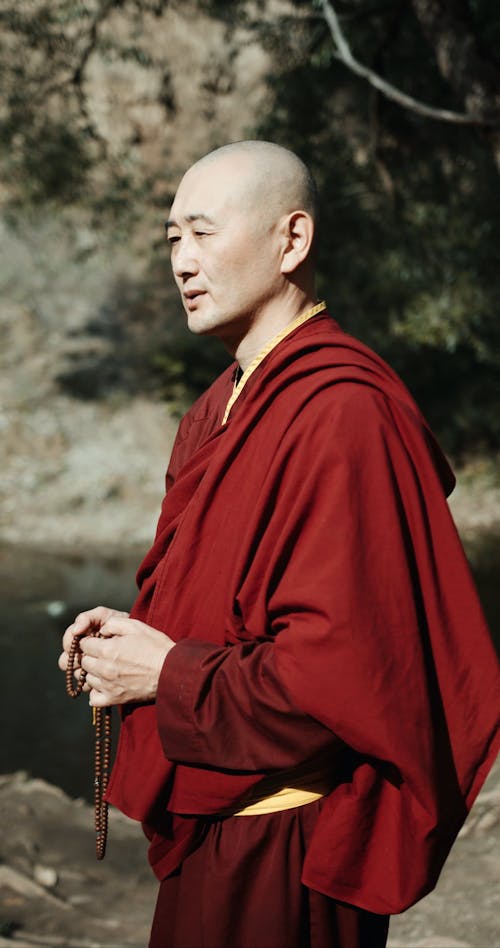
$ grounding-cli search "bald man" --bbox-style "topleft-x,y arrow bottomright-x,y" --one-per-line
59,141 -> 499,948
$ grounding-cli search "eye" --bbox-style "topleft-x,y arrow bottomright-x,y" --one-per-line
194,230 -> 208,237
167,235 -> 180,245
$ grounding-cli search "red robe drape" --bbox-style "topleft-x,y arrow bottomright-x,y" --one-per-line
106,312 -> 499,914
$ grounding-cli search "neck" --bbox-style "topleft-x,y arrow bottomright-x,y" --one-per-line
221,299 -> 326,426
230,289 -> 318,371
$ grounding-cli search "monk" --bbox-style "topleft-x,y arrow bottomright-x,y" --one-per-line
59,141 -> 500,948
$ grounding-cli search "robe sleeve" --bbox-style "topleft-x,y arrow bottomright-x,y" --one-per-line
156,637 -> 342,772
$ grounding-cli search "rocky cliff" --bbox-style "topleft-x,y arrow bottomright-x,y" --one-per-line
0,3 -> 271,551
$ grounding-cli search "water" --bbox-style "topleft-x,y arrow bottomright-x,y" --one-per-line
0,540 -> 499,802
0,547 -> 140,801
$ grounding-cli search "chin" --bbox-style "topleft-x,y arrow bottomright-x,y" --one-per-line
187,316 -> 213,336
187,309 -> 224,337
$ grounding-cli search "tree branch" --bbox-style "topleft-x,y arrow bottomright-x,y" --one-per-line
72,0 -> 118,88
316,0 -> 499,126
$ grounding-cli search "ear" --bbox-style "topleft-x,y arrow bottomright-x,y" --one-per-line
280,211 -> 315,275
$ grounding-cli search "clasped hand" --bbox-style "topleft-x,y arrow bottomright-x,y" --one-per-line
58,606 -> 174,707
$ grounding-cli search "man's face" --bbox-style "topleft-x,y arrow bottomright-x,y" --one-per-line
166,157 -> 284,346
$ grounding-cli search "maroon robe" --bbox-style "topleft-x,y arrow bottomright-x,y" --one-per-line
106,313 -> 499,945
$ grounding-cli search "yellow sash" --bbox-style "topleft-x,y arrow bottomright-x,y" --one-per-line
234,785 -> 326,816
222,301 -> 327,424
230,759 -> 334,817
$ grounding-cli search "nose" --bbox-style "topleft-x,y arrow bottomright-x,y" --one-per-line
171,236 -> 199,281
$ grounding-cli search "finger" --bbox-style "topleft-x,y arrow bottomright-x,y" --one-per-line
62,620 -> 94,656
84,670 -> 102,690
89,688 -> 112,708
62,626 -> 79,653
81,655 -> 115,685
64,615 -> 93,639
99,617 -> 131,638
79,636 -> 106,658
80,654 -> 102,676
58,649 -> 82,673
67,606 -> 116,638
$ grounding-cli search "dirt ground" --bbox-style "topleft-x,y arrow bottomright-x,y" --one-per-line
0,757 -> 499,948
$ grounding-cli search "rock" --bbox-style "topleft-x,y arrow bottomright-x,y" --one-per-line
32,864 -> 58,889
0,865 -> 67,909
476,809 -> 499,832
0,773 -> 155,946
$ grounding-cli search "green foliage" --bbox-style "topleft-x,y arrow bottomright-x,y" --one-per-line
249,0 -> 500,456
153,334 -> 231,414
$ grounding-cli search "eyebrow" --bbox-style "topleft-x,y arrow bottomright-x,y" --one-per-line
164,213 -> 216,231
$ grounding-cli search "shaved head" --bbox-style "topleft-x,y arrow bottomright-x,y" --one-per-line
167,140 -> 318,365
184,140 -> 318,226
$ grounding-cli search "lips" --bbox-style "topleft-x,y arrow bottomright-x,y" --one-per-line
183,288 -> 206,310
184,289 -> 205,300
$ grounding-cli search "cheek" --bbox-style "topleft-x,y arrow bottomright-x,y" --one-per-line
241,251 -> 279,290
210,254 -> 249,292
209,235 -> 277,295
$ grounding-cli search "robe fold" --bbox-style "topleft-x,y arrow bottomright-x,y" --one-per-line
106,312 -> 499,916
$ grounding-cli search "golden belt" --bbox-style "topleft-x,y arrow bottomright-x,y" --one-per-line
231,761 -> 334,817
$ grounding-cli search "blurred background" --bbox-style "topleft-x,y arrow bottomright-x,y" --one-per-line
0,2 -> 499,944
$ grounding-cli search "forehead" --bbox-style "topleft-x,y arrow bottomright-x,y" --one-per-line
169,156 -> 253,222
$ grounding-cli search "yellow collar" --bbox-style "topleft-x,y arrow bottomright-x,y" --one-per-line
222,300 -> 327,425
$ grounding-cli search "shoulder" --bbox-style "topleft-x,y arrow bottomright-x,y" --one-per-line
289,381 -> 408,462
291,379 -> 454,497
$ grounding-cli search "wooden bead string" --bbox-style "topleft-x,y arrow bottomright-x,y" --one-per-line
65,630 -> 111,860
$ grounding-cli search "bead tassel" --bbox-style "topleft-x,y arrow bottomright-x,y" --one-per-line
66,630 -> 111,860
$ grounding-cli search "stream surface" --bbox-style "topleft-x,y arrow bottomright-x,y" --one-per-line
0,548 -> 139,801
1,540 -> 499,802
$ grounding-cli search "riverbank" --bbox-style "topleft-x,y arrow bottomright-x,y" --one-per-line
0,395 -> 177,554
0,760 -> 499,948
0,771 -> 154,948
